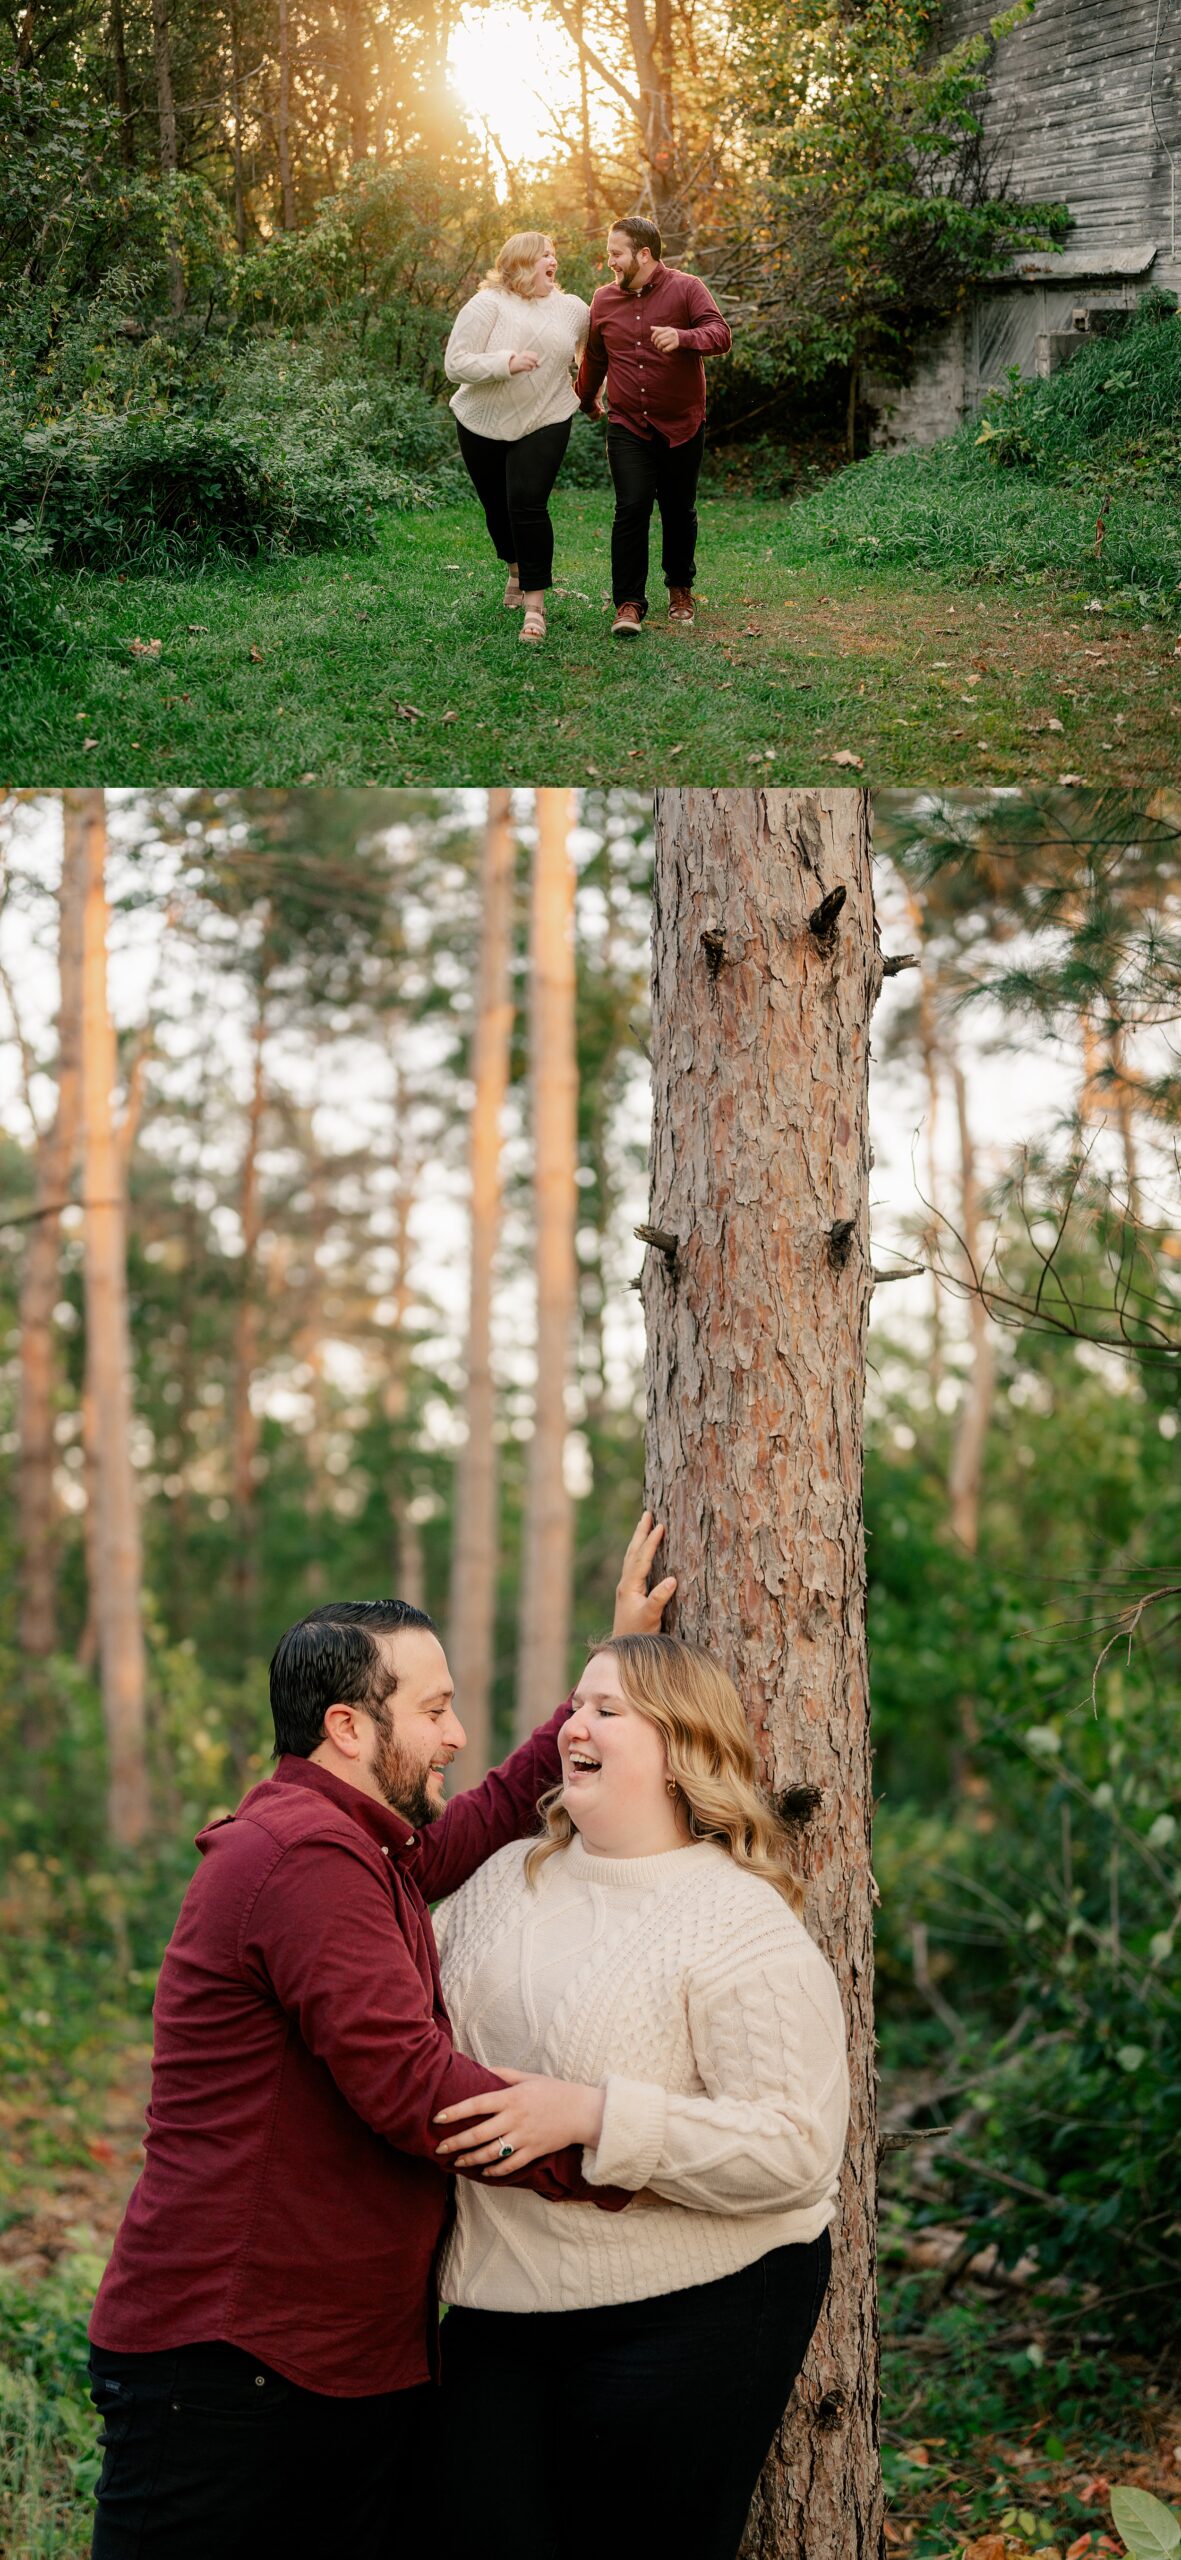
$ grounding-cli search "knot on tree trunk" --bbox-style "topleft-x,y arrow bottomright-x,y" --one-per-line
700,928 -> 727,978
827,1217 -> 856,1270
807,884 -> 847,946
775,1783 -> 824,1827
813,2389 -> 849,2431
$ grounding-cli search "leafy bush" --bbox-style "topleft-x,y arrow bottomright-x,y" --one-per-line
973,293 -> 1181,486
0,521 -> 65,663
0,2256 -> 104,2560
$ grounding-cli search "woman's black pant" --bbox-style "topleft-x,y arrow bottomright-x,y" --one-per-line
438,2229 -> 831,2560
88,2339 -> 435,2559
455,416 -> 571,592
607,417 -> 706,613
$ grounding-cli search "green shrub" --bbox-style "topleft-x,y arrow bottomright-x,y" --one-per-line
0,521 -> 65,663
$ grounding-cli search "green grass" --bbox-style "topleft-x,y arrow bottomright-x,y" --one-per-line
3,466 -> 1178,787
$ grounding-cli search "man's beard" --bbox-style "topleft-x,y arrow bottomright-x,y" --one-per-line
371,1706 -> 445,1827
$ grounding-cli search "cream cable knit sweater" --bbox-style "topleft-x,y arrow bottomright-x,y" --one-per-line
444,287 -> 589,440
434,1832 -> 849,2313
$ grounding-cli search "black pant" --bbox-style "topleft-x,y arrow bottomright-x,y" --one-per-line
456,416 -> 571,592
88,2339 -> 435,2559
438,2231 -> 831,2560
607,418 -> 706,613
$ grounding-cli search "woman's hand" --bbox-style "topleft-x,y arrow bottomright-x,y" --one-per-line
508,350 -> 540,374
612,1511 -> 677,1636
434,2067 -> 605,2174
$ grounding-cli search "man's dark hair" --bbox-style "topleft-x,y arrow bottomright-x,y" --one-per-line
610,214 -> 661,262
269,1599 -> 436,1760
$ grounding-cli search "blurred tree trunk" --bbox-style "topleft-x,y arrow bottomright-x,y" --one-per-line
948,1057 -> 995,1558
386,1055 -> 425,1609
18,808 -> 86,1666
109,0 -> 135,166
276,0 -> 296,227
150,0 -> 185,313
901,883 -> 945,1402
516,790 -> 577,1736
77,790 -> 150,1849
449,790 -> 515,1776
231,956 -> 270,1653
229,0 -> 247,250
642,788 -> 881,2560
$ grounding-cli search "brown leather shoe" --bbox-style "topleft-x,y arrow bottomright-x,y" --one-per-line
612,602 -> 643,637
668,585 -> 695,623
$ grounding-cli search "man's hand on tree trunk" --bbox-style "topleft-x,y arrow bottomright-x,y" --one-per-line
612,1512 -> 677,1635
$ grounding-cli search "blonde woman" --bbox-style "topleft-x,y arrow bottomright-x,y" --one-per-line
430,1632 -> 849,2560
443,232 -> 588,643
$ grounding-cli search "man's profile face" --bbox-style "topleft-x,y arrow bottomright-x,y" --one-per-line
363,1627 -> 465,1826
608,230 -> 643,289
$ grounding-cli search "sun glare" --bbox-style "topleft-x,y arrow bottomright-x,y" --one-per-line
447,4 -> 602,181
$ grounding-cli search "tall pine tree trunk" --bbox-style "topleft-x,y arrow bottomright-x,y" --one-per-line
77,790 -> 149,1849
231,961 -> 269,1654
449,790 -> 515,1777
18,808 -> 87,1662
516,791 -> 577,1737
948,1056 -> 995,1558
229,0 -> 247,250
110,0 -> 135,165
642,788 -> 881,2560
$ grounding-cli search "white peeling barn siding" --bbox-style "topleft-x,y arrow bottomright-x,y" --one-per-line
864,0 -> 1181,448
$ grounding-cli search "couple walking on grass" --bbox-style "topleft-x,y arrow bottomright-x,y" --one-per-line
86,1514 -> 849,2560
444,215 -> 732,643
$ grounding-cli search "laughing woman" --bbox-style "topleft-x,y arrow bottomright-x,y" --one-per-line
444,231 -> 588,644
431,1633 -> 849,2560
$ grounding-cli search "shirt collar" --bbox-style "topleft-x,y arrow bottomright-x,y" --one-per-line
273,1754 -> 420,1858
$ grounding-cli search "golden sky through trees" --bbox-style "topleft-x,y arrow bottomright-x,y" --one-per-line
446,4 -> 614,180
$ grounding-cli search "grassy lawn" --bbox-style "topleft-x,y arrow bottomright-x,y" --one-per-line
4,484 -> 1178,788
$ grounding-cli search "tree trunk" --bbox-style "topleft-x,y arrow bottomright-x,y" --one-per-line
448,790 -> 515,1778
385,1057 -> 426,1611
642,788 -> 881,2560
110,0 -> 136,167
18,806 -> 87,1664
229,0 -> 247,251
948,1057 -> 995,1557
276,0 -> 296,228
231,961 -> 269,1652
516,791 -> 578,1737
77,790 -> 150,1850
151,0 -> 185,313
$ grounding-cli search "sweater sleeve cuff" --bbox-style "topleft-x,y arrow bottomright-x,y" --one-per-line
582,2076 -> 668,2191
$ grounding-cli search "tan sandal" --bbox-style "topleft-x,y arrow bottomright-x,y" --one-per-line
503,572 -> 524,608
519,608 -> 547,644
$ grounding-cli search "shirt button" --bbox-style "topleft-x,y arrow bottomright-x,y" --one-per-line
381,1845 -> 389,1857
254,2375 -> 266,2389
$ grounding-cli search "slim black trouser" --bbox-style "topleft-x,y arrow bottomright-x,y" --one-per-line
607,418 -> 706,613
455,416 -> 572,593
438,2229 -> 831,2560
88,2339 -> 435,2559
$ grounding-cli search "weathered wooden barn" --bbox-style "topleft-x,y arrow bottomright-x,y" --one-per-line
865,0 -> 1181,446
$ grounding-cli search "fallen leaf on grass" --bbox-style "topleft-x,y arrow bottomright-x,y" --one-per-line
393,702 -> 424,722
127,636 -> 162,658
187,622 -> 209,634
440,710 -> 459,725
87,2137 -> 117,2164
249,645 -> 266,663
826,749 -> 864,770
1058,772 -> 1086,785
742,624 -> 762,637
1043,717 -> 1065,733
83,737 -> 99,751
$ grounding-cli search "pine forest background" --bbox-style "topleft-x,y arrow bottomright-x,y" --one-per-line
1,787 -> 1180,2559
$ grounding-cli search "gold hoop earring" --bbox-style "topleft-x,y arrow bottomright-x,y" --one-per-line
665,1779 -> 677,1799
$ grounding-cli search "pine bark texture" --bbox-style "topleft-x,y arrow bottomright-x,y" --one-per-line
643,789 -> 882,2560
516,791 -> 578,1738
76,791 -> 149,1849
449,791 -> 515,1777
18,812 -> 86,1660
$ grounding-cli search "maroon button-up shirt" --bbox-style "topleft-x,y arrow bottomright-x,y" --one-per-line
90,1707 -> 624,2397
575,262 -> 732,445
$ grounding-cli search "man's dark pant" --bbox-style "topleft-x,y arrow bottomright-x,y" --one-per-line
89,2340 -> 435,2558
455,417 -> 571,592
606,419 -> 706,615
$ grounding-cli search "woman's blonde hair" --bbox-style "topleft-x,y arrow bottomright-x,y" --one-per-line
524,1632 -> 804,1913
482,230 -> 554,298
